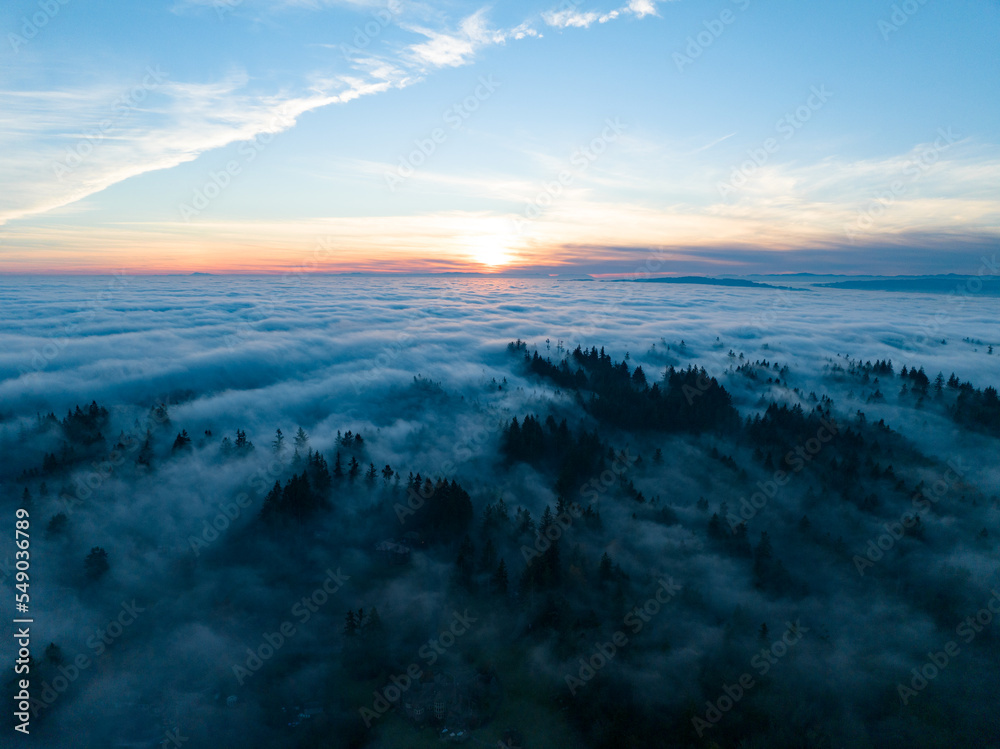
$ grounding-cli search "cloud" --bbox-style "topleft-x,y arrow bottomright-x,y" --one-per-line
0,65 -> 408,228
404,8 -> 539,69
543,0 -> 664,28
624,0 -> 659,18
2,134 -> 998,275
0,4 -> 541,227
543,8 -> 600,28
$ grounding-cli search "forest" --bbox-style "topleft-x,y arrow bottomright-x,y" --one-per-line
4,337 -> 1000,749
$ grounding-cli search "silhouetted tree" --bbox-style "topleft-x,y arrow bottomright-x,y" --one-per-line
172,430 -> 192,452
85,547 -> 109,579
46,512 -> 68,537
294,427 -> 308,451
492,559 -> 509,596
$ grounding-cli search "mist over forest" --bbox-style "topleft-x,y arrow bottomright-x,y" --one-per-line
2,275 -> 999,749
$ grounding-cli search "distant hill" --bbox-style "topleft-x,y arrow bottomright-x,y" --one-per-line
611,276 -> 798,290
815,277 -> 1000,295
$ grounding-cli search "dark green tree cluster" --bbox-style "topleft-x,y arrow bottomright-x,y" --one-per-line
403,474 -> 473,541
744,402 -> 835,446
336,430 -> 365,449
303,449 -> 332,492
511,343 -> 739,433
221,429 -> 254,455
259,472 -> 326,521
341,606 -> 386,678
899,365 -> 930,394
949,376 -> 1000,435
61,401 -> 109,444
501,414 -> 607,498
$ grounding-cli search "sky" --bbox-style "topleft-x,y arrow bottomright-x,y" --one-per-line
1,0 -> 998,275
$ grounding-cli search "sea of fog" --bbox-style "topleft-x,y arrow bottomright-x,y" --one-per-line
1,275 -> 997,469
2,274 -> 997,412
1,275 -> 999,747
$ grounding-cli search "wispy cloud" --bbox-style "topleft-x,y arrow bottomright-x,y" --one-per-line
404,9 -> 540,70
1,3 -> 546,227
544,0 -> 665,29
543,8 -> 600,28
4,137 -> 997,273
0,66 -> 409,227
692,132 -> 737,154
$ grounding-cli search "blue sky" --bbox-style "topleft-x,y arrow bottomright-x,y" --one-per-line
1,0 -> 998,273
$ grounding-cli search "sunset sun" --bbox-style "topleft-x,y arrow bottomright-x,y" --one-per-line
469,235 -> 514,268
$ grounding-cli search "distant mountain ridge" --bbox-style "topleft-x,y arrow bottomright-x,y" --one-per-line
814,277 -> 1000,295
609,276 -> 800,290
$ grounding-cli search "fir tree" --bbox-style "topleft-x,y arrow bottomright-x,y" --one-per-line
491,559 -> 509,596
294,427 -> 309,451
598,551 -> 613,583
480,538 -> 497,572
343,610 -> 358,637
136,431 -> 153,466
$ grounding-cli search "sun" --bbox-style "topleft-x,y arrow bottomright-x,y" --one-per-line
468,235 -> 513,268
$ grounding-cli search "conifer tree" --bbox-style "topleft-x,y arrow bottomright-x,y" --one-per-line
492,559 -> 509,596
294,427 -> 309,451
